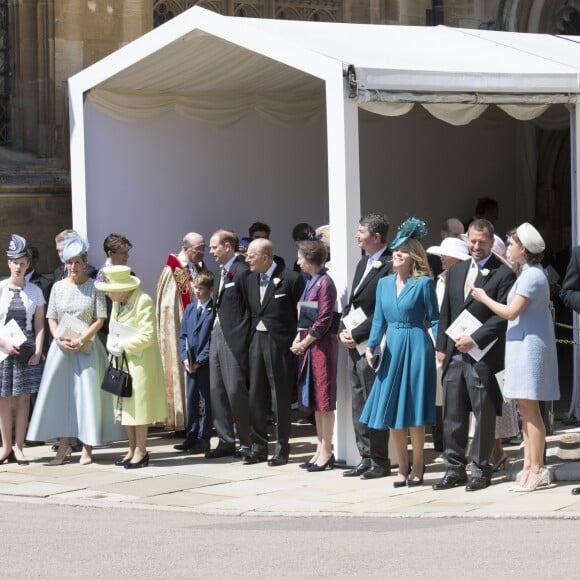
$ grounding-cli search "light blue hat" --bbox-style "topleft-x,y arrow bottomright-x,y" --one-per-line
61,231 -> 89,261
6,234 -> 28,259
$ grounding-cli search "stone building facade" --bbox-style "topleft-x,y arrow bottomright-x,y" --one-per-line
0,0 -> 578,275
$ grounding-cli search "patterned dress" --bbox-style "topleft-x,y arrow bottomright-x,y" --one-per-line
27,278 -> 125,445
0,281 -> 45,397
504,263 -> 560,401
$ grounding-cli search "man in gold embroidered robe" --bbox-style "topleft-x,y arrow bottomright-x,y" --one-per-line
156,233 -> 206,431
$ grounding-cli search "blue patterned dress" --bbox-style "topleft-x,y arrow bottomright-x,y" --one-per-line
503,264 -> 559,401
27,278 -> 125,445
360,274 -> 439,429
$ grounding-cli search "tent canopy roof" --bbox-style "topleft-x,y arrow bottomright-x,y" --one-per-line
71,7 -> 580,106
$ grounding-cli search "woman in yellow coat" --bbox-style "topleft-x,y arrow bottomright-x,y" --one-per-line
96,266 -> 168,468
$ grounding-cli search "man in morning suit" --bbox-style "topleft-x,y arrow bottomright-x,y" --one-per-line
434,219 -> 516,491
339,213 -> 392,479
244,239 -> 305,466
205,229 -> 252,459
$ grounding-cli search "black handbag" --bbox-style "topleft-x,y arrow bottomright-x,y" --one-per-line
101,353 -> 132,397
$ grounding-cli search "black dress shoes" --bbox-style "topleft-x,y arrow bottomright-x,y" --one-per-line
571,487 -> 580,495
432,472 -> 468,490
234,446 -> 251,459
243,451 -> 268,465
268,454 -> 288,467
465,476 -> 491,492
361,465 -> 390,480
173,438 -> 198,452
188,441 -> 210,455
343,461 -> 371,477
205,444 -> 236,459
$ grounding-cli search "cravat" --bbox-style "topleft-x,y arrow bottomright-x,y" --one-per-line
259,273 -> 269,303
218,267 -> 226,293
464,262 -> 478,299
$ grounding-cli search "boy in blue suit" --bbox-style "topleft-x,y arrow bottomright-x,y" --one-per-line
174,271 -> 214,454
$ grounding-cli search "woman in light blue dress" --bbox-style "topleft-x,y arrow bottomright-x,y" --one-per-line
471,223 -> 559,492
361,218 -> 439,487
27,233 -> 125,464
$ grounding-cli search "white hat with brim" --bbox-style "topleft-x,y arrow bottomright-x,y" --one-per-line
427,237 -> 470,261
95,265 -> 140,292
517,222 -> 545,254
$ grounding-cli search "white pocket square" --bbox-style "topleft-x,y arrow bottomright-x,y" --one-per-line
224,282 -> 235,288
274,293 -> 287,299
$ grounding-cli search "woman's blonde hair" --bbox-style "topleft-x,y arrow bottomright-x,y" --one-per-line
398,238 -> 432,278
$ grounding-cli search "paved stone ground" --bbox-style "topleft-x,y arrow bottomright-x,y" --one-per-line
3,419 -> 580,519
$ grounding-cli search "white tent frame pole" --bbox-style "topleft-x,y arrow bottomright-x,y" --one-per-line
68,80 -> 88,238
326,70 -> 363,466
570,104 -> 580,420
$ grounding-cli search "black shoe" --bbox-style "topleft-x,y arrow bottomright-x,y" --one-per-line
71,443 -> 83,453
24,440 -> 45,447
465,476 -> 491,492
234,446 -> 251,459
205,444 -> 236,459
343,461 -> 371,477
243,451 -> 267,465
173,438 -> 198,452
361,465 -> 390,480
0,450 -> 16,464
114,457 -> 131,467
124,453 -> 150,469
298,461 -> 313,469
571,487 -> 580,495
307,454 -> 335,472
432,472 -> 468,490
407,466 -> 426,487
268,453 -> 288,467
188,441 -> 210,455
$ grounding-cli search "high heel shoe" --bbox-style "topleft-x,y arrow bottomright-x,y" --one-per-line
125,453 -> 149,469
47,447 -> 71,466
307,454 -> 335,472
115,456 -> 132,467
492,452 -> 508,472
0,450 -> 16,464
393,465 -> 412,488
298,461 -> 313,469
407,465 -> 426,487
79,454 -> 93,466
512,468 -> 550,492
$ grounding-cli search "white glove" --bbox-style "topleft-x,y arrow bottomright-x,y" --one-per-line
108,342 -> 124,357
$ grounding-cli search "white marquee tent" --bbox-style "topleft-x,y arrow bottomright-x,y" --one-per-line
69,7 -> 580,462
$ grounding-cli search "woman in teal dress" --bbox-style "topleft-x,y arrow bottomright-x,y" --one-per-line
96,266 -> 168,468
361,218 -> 439,487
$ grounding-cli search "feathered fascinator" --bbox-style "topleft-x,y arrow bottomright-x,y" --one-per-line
61,231 -> 90,261
390,217 -> 428,249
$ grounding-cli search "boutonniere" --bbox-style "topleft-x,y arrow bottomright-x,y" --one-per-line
225,271 -> 234,281
372,261 -> 383,270
480,268 -> 490,277
273,277 -> 281,287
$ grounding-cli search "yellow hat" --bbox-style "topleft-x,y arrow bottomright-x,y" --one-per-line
95,265 -> 140,292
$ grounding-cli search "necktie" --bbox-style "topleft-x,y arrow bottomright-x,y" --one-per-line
464,262 -> 478,299
219,267 -> 226,293
197,304 -> 203,316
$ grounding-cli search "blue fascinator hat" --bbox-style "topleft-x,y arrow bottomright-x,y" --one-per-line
6,234 -> 28,259
61,231 -> 90,261
390,217 -> 428,249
